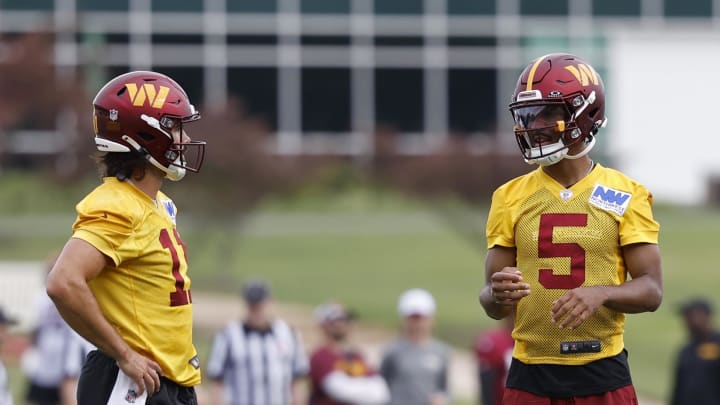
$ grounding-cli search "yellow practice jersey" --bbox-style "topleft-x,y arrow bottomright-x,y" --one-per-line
486,164 -> 659,365
72,177 -> 200,386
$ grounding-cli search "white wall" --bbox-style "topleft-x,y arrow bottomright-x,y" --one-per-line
607,29 -> 720,205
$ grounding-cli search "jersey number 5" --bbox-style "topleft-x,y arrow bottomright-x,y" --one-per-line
538,213 -> 587,289
159,228 -> 192,307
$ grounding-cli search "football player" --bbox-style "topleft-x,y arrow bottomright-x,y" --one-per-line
479,53 -> 662,404
47,71 -> 206,405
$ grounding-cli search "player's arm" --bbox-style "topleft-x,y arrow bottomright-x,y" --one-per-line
551,242 -> 662,329
46,237 -> 162,396
479,246 -> 531,320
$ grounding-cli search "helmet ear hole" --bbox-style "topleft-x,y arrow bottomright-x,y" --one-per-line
137,132 -> 155,142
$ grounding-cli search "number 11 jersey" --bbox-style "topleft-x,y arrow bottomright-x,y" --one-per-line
72,177 -> 200,386
485,163 -> 659,365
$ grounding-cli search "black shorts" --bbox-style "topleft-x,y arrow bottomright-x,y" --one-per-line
77,350 -> 197,405
26,382 -> 60,405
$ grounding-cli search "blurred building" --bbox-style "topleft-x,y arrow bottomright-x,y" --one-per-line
0,0 -> 718,202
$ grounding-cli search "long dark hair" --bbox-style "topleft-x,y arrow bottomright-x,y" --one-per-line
94,151 -> 149,181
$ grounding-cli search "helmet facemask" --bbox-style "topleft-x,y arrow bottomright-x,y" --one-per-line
139,112 -> 206,181
511,103 -> 581,166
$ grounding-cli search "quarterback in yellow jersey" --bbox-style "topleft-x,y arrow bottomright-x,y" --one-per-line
479,54 -> 662,404
47,71 -> 206,405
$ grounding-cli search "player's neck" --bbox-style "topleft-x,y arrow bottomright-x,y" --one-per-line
127,169 -> 164,200
541,156 -> 594,188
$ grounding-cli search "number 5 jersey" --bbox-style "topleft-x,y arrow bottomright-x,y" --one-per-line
486,163 -> 659,365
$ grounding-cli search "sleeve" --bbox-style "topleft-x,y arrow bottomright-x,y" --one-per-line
71,196 -> 138,266
205,330 -> 230,381
619,183 -> 660,246
321,371 -> 390,405
486,188 -> 515,249
290,328 -> 309,378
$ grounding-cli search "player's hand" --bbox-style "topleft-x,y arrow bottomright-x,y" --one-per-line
116,349 -> 164,396
490,267 -> 531,306
551,286 -> 609,329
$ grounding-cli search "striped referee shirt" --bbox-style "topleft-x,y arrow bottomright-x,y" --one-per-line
207,319 -> 309,405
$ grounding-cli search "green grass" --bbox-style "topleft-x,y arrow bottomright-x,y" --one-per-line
2,171 -> 720,403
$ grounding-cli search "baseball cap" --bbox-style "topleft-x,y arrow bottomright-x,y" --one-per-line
680,298 -> 713,316
242,280 -> 271,305
314,302 -> 356,324
0,307 -> 17,326
397,288 -> 436,317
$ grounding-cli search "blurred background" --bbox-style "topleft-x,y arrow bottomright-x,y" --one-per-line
0,0 -> 719,404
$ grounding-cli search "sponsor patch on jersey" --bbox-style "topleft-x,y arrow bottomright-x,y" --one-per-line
160,199 -> 177,225
588,184 -> 632,216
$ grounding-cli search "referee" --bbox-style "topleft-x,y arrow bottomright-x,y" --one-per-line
206,280 -> 309,405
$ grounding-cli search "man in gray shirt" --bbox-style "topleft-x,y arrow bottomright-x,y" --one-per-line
380,289 -> 451,405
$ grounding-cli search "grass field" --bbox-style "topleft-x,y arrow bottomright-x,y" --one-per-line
1,173 -> 719,403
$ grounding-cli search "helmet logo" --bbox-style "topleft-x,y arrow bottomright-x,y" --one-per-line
109,109 -> 119,121
125,83 -> 170,109
564,64 -> 599,86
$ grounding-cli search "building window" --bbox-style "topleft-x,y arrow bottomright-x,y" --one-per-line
374,0 -> 423,15
375,69 -> 423,133
592,0 -> 641,16
448,68 -> 497,135
521,0 -> 568,16
301,0 -> 350,14
227,0 -> 277,13
447,0 -> 495,15
77,0 -> 129,11
2,0 -> 53,10
664,0 -> 711,17
152,0 -> 203,12
302,68 -> 351,132
228,68 -> 278,131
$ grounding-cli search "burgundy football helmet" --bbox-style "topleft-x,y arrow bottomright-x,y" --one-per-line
509,53 -> 607,166
92,71 -> 205,181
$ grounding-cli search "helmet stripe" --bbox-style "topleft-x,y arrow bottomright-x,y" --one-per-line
525,56 -> 545,91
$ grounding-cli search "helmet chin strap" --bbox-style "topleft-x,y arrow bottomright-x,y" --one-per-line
121,135 -> 186,181
564,136 -> 596,160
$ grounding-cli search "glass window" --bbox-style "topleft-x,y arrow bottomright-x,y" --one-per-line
664,0 -> 711,17
592,0 -> 641,16
228,0 -> 277,13
374,0 -> 423,15
448,69 -> 497,135
301,35 -> 352,46
228,68 -> 278,131
301,0 -> 350,14
447,0 -> 495,15
151,34 -> 204,45
301,68 -> 351,132
77,0 -> 129,11
375,69 -> 424,133
447,36 -> 496,47
521,0 -> 568,16
227,35 -> 278,45
151,0 -> 203,12
2,0 -> 53,10
374,36 -> 424,47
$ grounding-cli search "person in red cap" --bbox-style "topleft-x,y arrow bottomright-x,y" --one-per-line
309,302 -> 389,405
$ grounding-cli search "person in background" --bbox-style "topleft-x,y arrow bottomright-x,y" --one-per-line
670,298 -> 720,405
206,280 -> 308,405
380,288 -> 450,405
309,302 -> 389,405
474,315 -> 514,405
0,306 -> 18,405
59,329 -> 95,405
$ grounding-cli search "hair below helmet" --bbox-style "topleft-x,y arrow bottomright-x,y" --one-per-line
509,53 -> 607,166
92,71 -> 205,181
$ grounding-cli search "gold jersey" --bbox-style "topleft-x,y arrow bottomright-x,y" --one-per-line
486,164 -> 659,365
72,177 -> 200,386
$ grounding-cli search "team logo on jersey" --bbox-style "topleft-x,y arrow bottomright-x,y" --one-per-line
125,389 -> 138,403
589,184 -> 632,216
161,199 -> 177,225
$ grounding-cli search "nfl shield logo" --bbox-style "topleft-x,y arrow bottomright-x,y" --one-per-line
125,389 -> 138,403
109,109 -> 119,121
